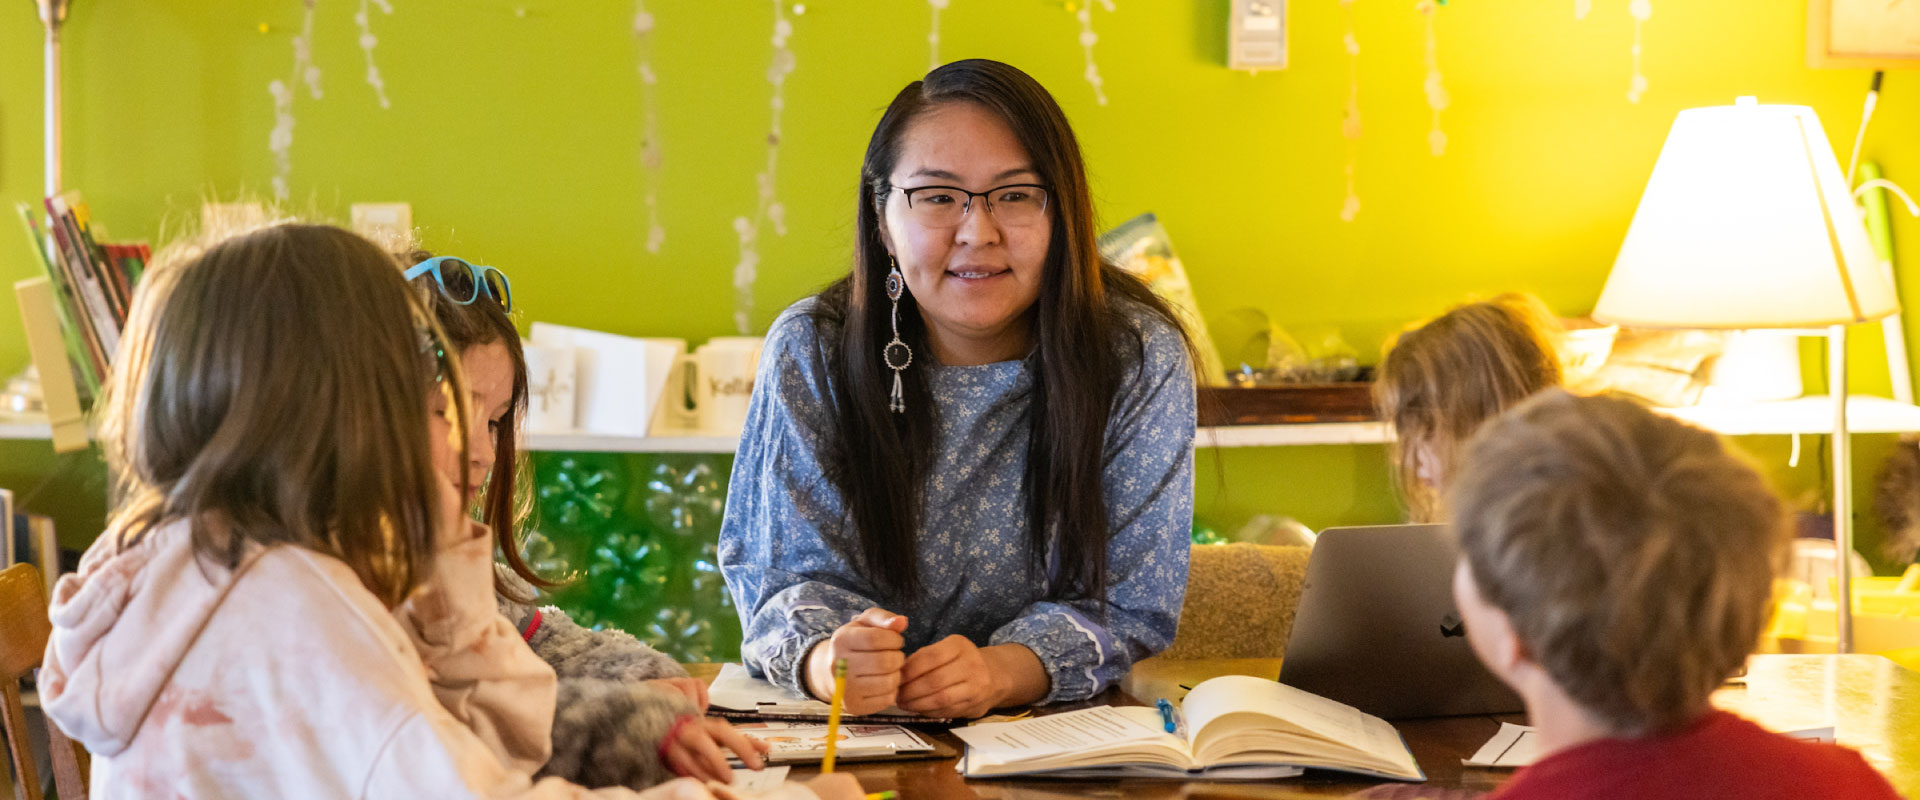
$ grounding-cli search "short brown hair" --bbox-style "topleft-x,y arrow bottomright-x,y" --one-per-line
1447,390 -> 1789,736
1376,293 -> 1563,521
101,223 -> 454,608
398,248 -> 554,601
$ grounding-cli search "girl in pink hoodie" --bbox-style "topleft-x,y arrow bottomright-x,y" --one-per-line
38,222 -> 857,800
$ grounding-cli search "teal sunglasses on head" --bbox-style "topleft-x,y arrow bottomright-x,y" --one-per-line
405,256 -> 513,313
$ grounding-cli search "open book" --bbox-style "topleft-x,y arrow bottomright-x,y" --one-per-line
952,675 -> 1423,781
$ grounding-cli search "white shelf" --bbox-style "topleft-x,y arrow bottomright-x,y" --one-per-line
8,396 -> 1920,453
1659,395 -> 1920,436
526,431 -> 740,453
1196,422 -> 1389,447
0,419 -> 53,440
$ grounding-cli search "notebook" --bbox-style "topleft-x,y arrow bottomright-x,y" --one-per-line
728,721 -> 950,764
951,675 -> 1423,781
706,663 -> 954,725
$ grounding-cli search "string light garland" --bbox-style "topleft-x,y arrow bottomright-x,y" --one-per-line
732,1 -> 799,333
1068,0 -> 1114,106
1626,0 -> 1650,103
635,0 -> 665,253
1418,0 -> 1449,157
1340,0 -> 1362,221
269,0 -> 322,201
355,0 -> 393,109
927,0 -> 949,72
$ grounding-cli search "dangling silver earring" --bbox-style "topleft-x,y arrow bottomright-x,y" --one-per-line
883,257 -> 913,414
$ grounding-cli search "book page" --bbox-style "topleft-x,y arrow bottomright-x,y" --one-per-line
1183,676 -> 1415,771
952,706 -> 1165,762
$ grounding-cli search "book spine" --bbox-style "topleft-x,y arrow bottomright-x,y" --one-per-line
1,488 -> 13,567
29,515 -> 59,599
15,205 -> 101,397
35,207 -> 110,380
64,195 -> 130,327
102,244 -> 134,312
45,197 -> 121,362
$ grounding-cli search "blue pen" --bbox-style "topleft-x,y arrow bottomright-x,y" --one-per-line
1156,698 -> 1178,733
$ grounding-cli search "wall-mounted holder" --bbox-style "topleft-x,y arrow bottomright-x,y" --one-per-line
1229,0 -> 1287,71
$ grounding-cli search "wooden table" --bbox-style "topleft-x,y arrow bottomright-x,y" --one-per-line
691,654 -> 1917,799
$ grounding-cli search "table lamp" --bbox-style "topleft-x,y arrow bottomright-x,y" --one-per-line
1594,97 -> 1900,653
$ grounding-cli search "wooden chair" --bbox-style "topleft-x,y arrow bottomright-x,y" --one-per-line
1,563 -> 87,800
1161,543 -> 1311,659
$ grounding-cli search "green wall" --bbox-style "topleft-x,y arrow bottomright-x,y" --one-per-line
4,1 -> 1920,569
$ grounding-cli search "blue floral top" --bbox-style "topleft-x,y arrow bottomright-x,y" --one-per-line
719,297 -> 1196,704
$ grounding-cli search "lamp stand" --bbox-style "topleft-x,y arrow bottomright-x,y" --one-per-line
39,0 -> 70,198
1831,323 -> 1855,654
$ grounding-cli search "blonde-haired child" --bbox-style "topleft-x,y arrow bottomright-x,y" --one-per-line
38,222 -> 852,800
1447,390 -> 1898,799
1374,293 -> 1563,521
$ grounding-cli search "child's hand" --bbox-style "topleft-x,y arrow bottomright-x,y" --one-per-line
806,608 -> 909,715
898,634 -> 1001,718
647,677 -> 711,712
428,473 -> 487,550
801,774 -> 864,800
663,716 -> 768,784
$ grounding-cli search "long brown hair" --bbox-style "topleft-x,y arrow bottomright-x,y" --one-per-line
400,248 -> 555,602
810,59 -> 1196,600
1374,293 -> 1564,521
99,223 -> 456,608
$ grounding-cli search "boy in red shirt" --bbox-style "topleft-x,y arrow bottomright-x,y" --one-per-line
1446,390 -> 1900,800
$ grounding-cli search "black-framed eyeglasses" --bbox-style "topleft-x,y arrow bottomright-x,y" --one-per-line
890,184 -> 1052,228
405,256 -> 513,313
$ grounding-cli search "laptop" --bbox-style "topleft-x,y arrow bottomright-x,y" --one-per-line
1277,524 -> 1524,719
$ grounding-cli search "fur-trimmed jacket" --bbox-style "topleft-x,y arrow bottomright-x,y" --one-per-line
495,568 -> 697,790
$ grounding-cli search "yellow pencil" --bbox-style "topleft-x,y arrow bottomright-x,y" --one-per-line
821,658 -> 848,773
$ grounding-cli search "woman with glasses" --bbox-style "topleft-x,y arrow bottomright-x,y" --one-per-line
720,59 -> 1200,719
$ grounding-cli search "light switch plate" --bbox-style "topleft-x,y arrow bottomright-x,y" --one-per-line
1230,0 -> 1288,71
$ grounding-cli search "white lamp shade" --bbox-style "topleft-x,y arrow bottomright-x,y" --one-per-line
1594,100 -> 1898,330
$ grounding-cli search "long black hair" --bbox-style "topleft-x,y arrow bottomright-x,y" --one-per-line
809,59 -> 1197,603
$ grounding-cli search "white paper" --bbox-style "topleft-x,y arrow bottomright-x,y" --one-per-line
708,663 -> 914,717
1785,725 -> 1837,743
521,344 -> 576,433
530,323 -> 681,436
726,764 -> 790,793
952,706 -> 1162,761
1464,720 -> 1834,769
1464,722 -> 1540,768
640,337 -> 687,434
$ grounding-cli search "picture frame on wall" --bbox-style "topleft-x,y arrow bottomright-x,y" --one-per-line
1808,0 -> 1920,69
